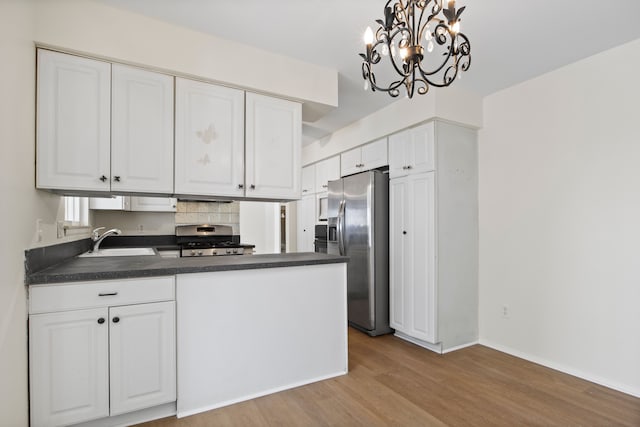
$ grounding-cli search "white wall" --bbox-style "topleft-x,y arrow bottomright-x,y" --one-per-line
239,202 -> 280,254
33,0 -> 337,121
479,38 -> 640,397
0,1 -> 62,425
303,85 -> 483,165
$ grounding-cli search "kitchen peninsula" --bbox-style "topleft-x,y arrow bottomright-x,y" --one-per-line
26,251 -> 348,426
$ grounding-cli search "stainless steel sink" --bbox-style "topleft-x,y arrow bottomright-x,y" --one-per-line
78,247 -> 157,257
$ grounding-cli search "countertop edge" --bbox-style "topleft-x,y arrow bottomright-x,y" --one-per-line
25,254 -> 348,285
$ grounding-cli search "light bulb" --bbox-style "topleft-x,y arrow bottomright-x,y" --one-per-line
399,48 -> 408,59
364,26 -> 374,45
382,44 -> 389,56
364,79 -> 369,91
451,21 -> 460,34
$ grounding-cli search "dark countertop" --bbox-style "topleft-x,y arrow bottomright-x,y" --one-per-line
26,252 -> 348,285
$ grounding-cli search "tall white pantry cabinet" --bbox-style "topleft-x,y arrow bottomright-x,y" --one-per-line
388,121 -> 478,353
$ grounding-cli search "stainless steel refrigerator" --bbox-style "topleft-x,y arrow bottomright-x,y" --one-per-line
327,170 -> 392,336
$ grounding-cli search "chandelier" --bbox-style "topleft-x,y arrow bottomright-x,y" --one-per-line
360,0 -> 471,98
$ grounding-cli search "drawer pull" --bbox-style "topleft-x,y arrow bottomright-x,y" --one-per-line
98,292 -> 118,297
97,317 -> 105,324
112,317 -> 120,323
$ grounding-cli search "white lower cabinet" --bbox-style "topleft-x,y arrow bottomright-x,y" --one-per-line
29,308 -> 110,427
296,194 -> 316,252
389,121 -> 478,353
389,173 -> 436,343
29,277 -> 176,427
109,301 -> 176,416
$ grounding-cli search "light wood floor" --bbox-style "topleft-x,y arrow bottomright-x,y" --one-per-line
139,328 -> 640,426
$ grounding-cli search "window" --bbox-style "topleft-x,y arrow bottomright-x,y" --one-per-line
63,196 -> 89,226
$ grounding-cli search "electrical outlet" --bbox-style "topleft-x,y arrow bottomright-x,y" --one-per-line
501,305 -> 509,319
137,224 -> 144,232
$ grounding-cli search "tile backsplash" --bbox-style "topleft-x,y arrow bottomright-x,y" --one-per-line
175,201 -> 240,234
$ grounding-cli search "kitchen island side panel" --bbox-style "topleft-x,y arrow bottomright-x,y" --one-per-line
176,263 -> 348,417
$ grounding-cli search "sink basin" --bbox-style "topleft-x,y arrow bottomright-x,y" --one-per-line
79,247 -> 157,257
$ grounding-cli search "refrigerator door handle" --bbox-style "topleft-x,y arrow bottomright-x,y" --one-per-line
337,200 -> 346,255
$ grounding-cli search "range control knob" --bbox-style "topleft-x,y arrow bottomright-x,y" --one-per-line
190,250 -> 196,256
197,250 -> 203,256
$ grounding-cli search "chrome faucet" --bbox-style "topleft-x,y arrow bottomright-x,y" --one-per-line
91,227 -> 122,252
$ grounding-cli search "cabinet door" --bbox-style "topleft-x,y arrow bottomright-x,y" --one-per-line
315,156 -> 340,193
389,177 -> 408,332
409,122 -> 436,174
388,128 -> 411,179
301,165 -> 316,195
29,308 -> 109,427
130,197 -> 177,212
245,93 -> 301,199
408,172 -> 437,343
109,301 -> 176,416
37,49 -> 111,192
111,64 -> 174,194
296,195 -> 316,252
361,137 -> 388,170
340,147 -> 362,177
175,78 -> 245,197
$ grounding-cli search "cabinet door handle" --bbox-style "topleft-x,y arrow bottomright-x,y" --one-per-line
250,184 -> 256,190
322,185 -> 328,188
402,230 -> 407,235
302,189 -> 308,193
98,292 -> 118,297
238,184 -> 244,189
113,176 -> 121,182
112,317 -> 120,323
97,317 -> 105,324
407,165 -> 413,170
99,175 -> 108,182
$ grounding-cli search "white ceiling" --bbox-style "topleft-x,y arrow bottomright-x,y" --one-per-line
97,0 -> 640,144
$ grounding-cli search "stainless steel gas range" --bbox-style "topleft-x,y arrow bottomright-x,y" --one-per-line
176,224 -> 255,257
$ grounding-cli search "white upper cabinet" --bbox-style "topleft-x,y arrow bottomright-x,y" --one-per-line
340,137 -> 387,177
314,156 -> 340,193
37,49 -> 111,192
388,121 -> 435,179
174,77 -> 245,198
245,93 -> 301,200
111,64 -> 174,194
301,165 -> 315,195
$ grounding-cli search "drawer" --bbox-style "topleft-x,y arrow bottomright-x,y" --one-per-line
29,276 -> 175,314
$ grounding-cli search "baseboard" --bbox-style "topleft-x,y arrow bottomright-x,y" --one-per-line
479,338 -> 640,398
394,331 -> 479,354
73,402 -> 176,427
394,331 -> 443,353
442,340 -> 479,354
177,370 -> 348,418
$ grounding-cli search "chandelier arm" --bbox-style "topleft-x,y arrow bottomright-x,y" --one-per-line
383,29 -> 414,77
396,0 -> 410,31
